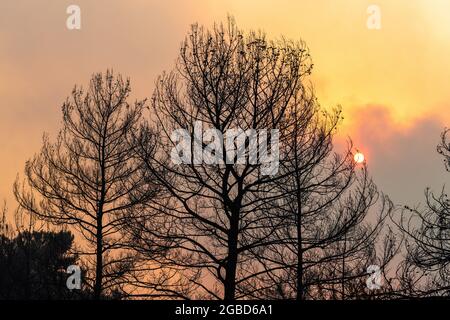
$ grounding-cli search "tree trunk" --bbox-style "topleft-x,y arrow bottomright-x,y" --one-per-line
93,218 -> 103,300
224,209 -> 239,300
294,116 -> 304,301
94,134 -> 106,300
296,199 -> 303,300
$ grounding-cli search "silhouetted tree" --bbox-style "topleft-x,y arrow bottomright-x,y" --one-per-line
0,201 -> 13,240
237,93 -> 398,299
394,129 -> 450,297
14,71 -> 156,299
127,18 -> 395,300
0,205 -> 83,299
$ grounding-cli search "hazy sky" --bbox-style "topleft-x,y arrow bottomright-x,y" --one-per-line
1,0 -> 449,218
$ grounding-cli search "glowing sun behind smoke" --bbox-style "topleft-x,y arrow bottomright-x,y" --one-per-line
354,152 -> 365,164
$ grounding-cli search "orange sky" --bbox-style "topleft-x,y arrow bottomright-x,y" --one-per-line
1,0 -> 449,217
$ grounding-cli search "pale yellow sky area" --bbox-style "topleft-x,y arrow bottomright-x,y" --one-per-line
1,0 -> 449,216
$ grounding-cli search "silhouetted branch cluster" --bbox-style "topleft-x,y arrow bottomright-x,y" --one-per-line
392,129 -> 450,297
7,18 -> 449,300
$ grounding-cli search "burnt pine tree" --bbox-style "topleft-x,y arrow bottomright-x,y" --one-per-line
130,18 -> 331,300
14,71 -> 155,299
241,94 -> 398,299
394,129 -> 450,297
